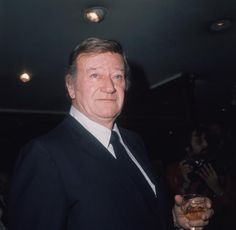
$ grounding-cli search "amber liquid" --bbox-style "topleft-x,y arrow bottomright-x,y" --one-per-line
184,206 -> 207,221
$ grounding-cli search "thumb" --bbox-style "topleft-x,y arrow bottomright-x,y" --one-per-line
175,194 -> 183,207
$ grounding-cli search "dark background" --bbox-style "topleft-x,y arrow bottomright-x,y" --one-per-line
1,0 -> 236,173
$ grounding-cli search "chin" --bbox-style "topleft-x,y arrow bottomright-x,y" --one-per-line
96,110 -> 119,119
99,112 -> 118,119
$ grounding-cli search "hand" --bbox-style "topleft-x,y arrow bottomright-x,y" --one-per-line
197,163 -> 224,196
172,195 -> 214,230
179,160 -> 193,182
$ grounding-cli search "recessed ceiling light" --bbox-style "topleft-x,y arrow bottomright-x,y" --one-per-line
84,7 -> 107,23
210,19 -> 232,31
19,72 -> 31,83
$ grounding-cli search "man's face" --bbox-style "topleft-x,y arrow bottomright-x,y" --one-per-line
191,131 -> 208,155
66,52 -> 126,128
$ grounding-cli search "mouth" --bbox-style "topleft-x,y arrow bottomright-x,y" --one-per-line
97,98 -> 116,101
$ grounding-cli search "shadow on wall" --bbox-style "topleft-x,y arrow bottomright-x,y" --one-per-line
122,62 -> 150,116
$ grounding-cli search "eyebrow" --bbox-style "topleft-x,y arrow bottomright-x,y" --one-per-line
87,67 -> 99,71
86,67 -> 125,72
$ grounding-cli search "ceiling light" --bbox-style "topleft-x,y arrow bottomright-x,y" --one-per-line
19,72 -> 31,83
210,19 -> 232,31
84,7 -> 107,23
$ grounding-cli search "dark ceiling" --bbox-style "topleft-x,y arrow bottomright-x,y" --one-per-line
1,0 -> 236,166
1,0 -> 236,112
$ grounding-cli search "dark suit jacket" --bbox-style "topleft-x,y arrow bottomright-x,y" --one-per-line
8,115 -> 172,230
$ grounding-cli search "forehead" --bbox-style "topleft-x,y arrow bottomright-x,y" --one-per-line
76,52 -> 125,71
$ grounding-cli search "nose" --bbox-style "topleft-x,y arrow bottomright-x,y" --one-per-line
101,76 -> 116,93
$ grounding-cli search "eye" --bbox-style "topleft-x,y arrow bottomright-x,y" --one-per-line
90,73 -> 98,79
113,74 -> 124,80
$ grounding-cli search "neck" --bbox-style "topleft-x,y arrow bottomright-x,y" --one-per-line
94,119 -> 115,130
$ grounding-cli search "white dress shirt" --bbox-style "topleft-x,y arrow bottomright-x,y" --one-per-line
69,106 -> 156,195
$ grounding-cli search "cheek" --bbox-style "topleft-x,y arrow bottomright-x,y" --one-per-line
117,89 -> 125,106
118,85 -> 125,97
77,83 -> 97,104
120,91 -> 125,101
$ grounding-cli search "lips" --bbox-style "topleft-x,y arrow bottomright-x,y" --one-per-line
97,98 -> 116,101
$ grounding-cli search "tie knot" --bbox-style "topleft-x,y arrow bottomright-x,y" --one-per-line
110,131 -> 120,145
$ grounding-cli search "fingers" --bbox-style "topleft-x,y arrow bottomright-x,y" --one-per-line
206,163 -> 215,172
205,197 -> 213,209
173,195 -> 214,230
181,216 -> 210,229
174,194 -> 183,206
202,207 -> 214,219
204,164 -> 216,175
189,220 -> 209,228
197,163 -> 217,179
189,218 -> 209,227
179,161 -> 193,175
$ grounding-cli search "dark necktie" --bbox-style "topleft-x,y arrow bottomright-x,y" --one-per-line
110,131 -> 160,224
110,131 -> 155,196
110,131 -> 134,163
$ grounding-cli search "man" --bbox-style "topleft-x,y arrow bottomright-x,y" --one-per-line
8,37 -> 213,230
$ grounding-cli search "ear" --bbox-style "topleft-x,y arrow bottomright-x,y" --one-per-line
65,74 -> 76,99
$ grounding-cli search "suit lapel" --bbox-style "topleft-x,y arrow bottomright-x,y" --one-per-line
120,129 -> 158,189
66,116 -> 158,191
118,129 -> 164,218
66,115 -> 116,162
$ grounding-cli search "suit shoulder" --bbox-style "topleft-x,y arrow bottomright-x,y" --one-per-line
33,115 -> 77,143
119,127 -> 144,142
19,116 -> 73,154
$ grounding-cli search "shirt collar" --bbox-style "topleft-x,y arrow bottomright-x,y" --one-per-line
69,106 -> 119,148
